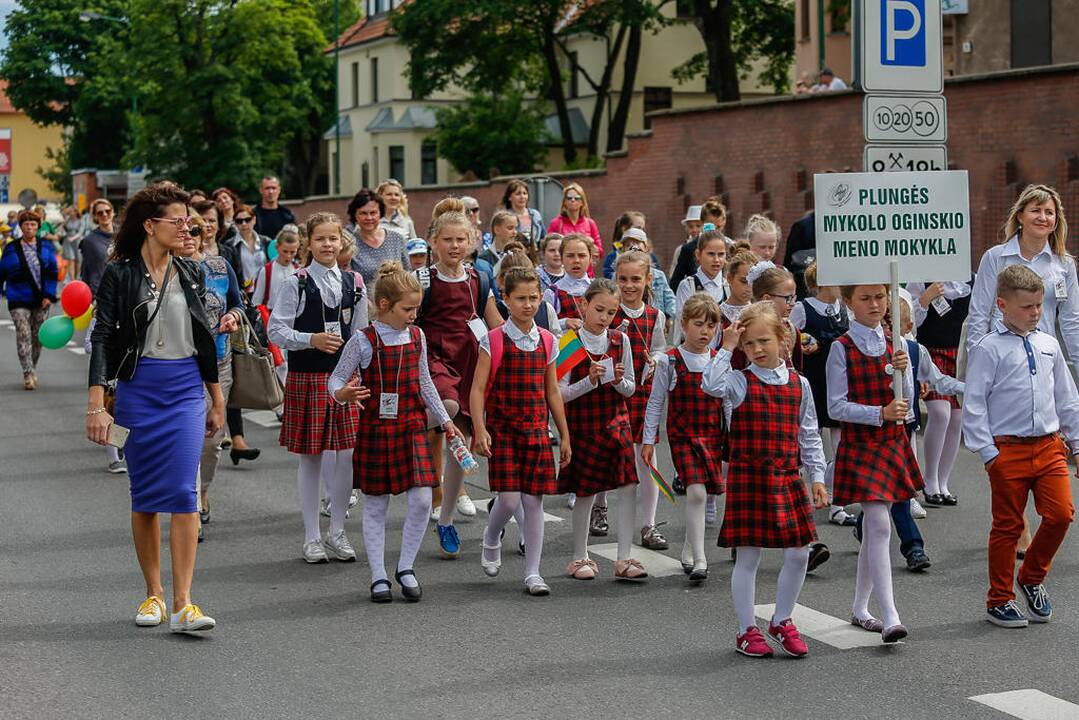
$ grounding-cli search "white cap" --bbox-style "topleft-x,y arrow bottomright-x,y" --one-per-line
620,227 -> 648,246
682,205 -> 702,224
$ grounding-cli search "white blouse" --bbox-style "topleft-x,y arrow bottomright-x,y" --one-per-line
641,346 -> 713,445
558,327 -> 635,403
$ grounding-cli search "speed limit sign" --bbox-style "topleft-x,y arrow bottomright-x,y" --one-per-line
863,95 -> 948,143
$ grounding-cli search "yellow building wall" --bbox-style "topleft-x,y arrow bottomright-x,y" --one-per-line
0,113 -> 64,202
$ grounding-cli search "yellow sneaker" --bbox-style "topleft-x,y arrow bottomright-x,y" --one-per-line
169,604 -> 216,634
135,596 -> 167,627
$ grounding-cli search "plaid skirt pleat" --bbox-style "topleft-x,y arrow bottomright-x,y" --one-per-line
924,346 -> 960,407
279,371 -> 360,454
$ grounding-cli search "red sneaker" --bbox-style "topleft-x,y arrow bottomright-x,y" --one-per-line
735,626 -> 774,657
767,618 -> 809,657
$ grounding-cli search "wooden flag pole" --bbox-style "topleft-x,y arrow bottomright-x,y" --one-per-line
890,260 -> 904,425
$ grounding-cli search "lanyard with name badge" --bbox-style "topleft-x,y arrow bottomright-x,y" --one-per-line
374,332 -> 405,419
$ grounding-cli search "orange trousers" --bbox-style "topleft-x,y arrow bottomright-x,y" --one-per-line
986,435 -> 1075,607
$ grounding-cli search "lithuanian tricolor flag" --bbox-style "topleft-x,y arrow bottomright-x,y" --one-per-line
645,461 -> 677,505
555,330 -> 587,380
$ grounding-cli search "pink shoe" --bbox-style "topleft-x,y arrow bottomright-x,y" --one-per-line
565,558 -> 598,580
735,626 -> 773,658
614,558 -> 648,581
768,618 -> 809,657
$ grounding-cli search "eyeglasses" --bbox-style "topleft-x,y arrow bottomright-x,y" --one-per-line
235,217 -> 253,224
151,217 -> 193,229
564,196 -> 583,202
770,293 -> 797,306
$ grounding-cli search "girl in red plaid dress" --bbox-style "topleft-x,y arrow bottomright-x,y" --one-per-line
417,208 -> 503,559
330,262 -> 458,603
558,279 -> 646,581
471,268 -> 571,596
642,294 -> 724,584
827,284 -> 921,645
703,302 -> 829,658
613,251 -> 668,550
542,234 -> 592,333
268,212 -> 368,565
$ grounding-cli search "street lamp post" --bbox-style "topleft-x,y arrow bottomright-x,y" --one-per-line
333,0 -> 341,196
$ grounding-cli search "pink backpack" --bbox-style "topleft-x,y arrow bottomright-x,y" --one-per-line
485,326 -> 556,399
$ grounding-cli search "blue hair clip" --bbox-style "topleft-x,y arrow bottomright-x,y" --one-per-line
702,223 -> 716,232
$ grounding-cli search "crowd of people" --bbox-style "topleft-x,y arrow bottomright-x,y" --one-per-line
2,174 -> 1073,656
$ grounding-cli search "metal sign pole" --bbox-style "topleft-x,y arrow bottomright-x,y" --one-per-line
890,260 -> 904,424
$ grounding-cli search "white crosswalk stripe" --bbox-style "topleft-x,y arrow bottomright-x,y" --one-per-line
969,690 -> 1079,719
0,319 -> 13,327
588,543 -> 685,577
243,410 -> 281,428
753,603 -> 883,649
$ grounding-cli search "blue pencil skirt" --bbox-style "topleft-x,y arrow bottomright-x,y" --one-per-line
115,357 -> 205,513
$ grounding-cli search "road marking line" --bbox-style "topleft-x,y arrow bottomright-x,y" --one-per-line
474,497 -> 563,524
243,410 -> 281,428
588,543 -> 685,577
67,347 -> 85,355
969,690 -> 1079,719
0,319 -> 12,327
753,603 -> 882,649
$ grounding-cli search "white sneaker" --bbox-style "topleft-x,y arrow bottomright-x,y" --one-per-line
456,494 -> 477,517
169,604 -> 215,634
107,460 -> 128,474
348,491 -> 359,509
565,493 -> 576,509
909,497 -> 928,519
430,505 -> 441,521
135,595 -> 166,627
302,539 -> 329,563
323,529 -> 357,562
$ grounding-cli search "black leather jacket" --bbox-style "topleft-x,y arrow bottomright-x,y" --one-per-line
88,256 -> 219,387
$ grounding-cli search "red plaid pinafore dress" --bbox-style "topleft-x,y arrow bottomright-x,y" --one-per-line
486,340 -> 557,495
614,305 -> 659,443
831,334 -> 923,506
720,370 -> 816,548
557,332 -> 636,497
667,349 -> 725,494
555,288 -> 583,321
351,326 -> 438,495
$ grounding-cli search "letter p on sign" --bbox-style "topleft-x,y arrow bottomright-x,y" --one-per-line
882,0 -> 925,66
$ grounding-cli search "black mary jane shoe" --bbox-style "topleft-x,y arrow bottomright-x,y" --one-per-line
941,494 -> 959,506
681,561 -> 693,576
688,567 -> 708,584
395,569 -> 422,602
922,492 -> 946,507
230,447 -> 261,466
370,579 -> 393,603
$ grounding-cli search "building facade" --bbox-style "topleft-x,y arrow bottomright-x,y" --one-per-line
0,81 -> 65,203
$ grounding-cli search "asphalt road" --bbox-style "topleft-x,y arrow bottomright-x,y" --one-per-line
2,311 -> 1078,720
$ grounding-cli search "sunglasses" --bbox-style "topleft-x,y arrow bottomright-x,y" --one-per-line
564,196 -> 583,202
235,217 -> 254,224
466,207 -> 480,215
94,209 -> 113,217
152,217 -> 193,229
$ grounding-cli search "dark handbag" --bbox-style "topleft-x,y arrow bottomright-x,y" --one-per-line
241,295 -> 270,346
227,311 -> 285,410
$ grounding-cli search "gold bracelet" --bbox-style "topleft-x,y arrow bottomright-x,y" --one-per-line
86,407 -> 107,416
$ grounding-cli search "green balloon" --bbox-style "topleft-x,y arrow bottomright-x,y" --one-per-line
39,315 -> 75,349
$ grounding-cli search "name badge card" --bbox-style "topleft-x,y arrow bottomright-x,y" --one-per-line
379,393 -> 399,419
931,296 -> 951,316
324,320 -> 341,336
598,356 -> 616,385
467,317 -> 488,342
1056,278 -> 1068,300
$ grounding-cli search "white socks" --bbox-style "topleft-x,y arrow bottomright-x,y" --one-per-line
635,444 -> 659,527
299,450 -> 352,542
684,484 -> 707,568
571,495 -> 595,560
298,454 -> 324,543
923,400 -> 963,496
397,487 -> 431,588
362,494 -> 390,583
731,546 -> 810,632
484,493 -> 547,580
106,445 -> 121,464
438,432 -> 467,526
328,450 -> 354,535
853,502 -> 901,628
616,484 -> 637,561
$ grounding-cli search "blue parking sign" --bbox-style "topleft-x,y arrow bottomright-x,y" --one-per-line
881,0 -> 926,67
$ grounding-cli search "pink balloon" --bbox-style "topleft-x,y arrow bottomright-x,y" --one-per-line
61,280 -> 93,318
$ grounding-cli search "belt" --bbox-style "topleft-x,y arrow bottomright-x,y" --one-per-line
993,434 -> 1058,445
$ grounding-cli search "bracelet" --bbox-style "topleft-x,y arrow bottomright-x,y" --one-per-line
86,407 -> 107,416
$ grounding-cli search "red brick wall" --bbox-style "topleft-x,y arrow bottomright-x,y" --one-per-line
286,64 -> 1079,269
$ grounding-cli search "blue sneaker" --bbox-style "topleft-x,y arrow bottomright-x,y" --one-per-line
437,524 -> 460,559
986,600 -> 1029,628
1018,583 -> 1052,622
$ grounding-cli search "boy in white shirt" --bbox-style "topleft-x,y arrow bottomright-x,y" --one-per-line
963,264 -> 1079,628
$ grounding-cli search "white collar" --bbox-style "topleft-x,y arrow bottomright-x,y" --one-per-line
806,297 -> 841,315
434,265 -> 469,283
1002,234 -> 1052,262
695,268 -> 722,286
993,318 -> 1037,338
503,319 -> 539,342
308,261 -> 337,279
557,274 -> 590,292
620,303 -> 646,318
747,360 -> 789,384
721,302 -> 748,321
849,319 -> 885,343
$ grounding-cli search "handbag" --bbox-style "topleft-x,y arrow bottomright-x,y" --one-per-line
227,310 -> 285,410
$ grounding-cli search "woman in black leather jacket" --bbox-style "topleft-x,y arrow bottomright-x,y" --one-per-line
86,181 -> 224,634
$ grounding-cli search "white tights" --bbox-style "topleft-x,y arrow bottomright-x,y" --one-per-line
922,400 -> 963,496
571,484 -> 638,561
634,444 -> 659,528
823,427 -> 845,517
484,493 -> 546,579
437,400 -> 468,527
731,546 -> 811,632
298,450 -> 353,542
683,484 -> 707,568
362,487 -> 432,587
853,502 -> 901,628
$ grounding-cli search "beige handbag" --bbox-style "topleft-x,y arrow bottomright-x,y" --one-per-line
227,311 -> 285,410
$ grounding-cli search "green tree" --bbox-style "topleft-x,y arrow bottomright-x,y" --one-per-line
673,0 -> 795,101
432,91 -> 548,181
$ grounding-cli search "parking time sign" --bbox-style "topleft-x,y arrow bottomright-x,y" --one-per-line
857,0 -> 943,93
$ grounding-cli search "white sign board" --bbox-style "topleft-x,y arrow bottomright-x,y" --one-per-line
860,0 -> 943,93
813,170 -> 970,285
864,94 -> 947,142
942,0 -> 967,13
865,145 -> 947,172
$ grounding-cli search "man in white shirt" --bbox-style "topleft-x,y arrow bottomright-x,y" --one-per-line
963,265 -> 1079,629
813,68 -> 848,92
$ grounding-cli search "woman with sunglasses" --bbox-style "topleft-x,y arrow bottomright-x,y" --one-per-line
232,203 -> 268,297
86,182 -> 224,633
546,183 -> 602,271
177,213 -> 243,542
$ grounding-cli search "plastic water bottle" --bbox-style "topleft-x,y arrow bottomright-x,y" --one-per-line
448,434 -> 478,475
